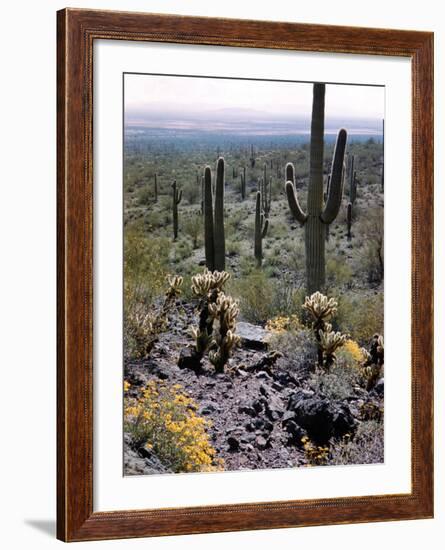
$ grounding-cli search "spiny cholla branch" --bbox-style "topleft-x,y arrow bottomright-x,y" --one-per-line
318,322 -> 346,370
208,293 -> 241,372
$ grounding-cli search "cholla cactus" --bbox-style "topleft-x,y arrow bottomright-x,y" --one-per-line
208,293 -> 240,372
153,275 -> 183,334
302,292 -> 338,325
302,292 -> 340,368
190,269 -> 231,364
165,274 -> 183,298
360,334 -> 384,389
126,274 -> 183,359
191,269 -> 230,297
318,322 -> 346,370
126,307 -> 155,359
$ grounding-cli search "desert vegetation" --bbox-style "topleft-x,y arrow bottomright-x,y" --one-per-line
123,82 -> 384,475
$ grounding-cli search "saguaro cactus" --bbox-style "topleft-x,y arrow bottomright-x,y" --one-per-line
254,191 -> 269,267
200,174 -> 204,215
154,173 -> 158,202
171,179 -> 182,240
347,154 -> 358,208
240,166 -> 246,200
346,202 -> 352,240
285,83 -> 348,294
250,144 -> 255,168
260,164 -> 272,216
350,170 -> 357,205
203,157 -> 226,271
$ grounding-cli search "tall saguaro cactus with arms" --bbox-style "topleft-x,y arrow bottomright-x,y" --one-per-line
203,157 -> 226,271
285,83 -> 347,294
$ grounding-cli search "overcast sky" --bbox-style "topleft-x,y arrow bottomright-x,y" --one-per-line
124,73 -> 384,120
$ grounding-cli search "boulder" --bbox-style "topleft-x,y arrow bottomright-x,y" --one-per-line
255,435 -> 270,450
284,420 -> 307,446
372,378 -> 384,397
227,436 -> 241,452
199,401 -> 219,415
237,322 -> 271,350
287,393 -> 356,443
264,393 -> 284,421
177,348 -> 203,373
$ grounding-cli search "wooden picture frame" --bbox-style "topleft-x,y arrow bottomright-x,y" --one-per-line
57,8 -> 434,542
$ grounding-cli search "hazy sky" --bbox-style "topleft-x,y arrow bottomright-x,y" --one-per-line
125,73 -> 384,120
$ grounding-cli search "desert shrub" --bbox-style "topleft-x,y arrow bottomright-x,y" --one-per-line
172,238 -> 193,263
226,239 -> 241,256
124,228 -> 171,307
226,209 -> 246,237
124,380 -> 223,473
308,362 -> 360,401
334,292 -> 383,346
266,314 -> 301,333
183,211 -> 202,249
357,207 -> 384,284
231,270 -> 276,324
360,401 -> 384,422
182,180 -> 201,205
336,339 -> 363,370
330,421 -> 384,465
302,436 -> 329,466
144,209 -> 164,230
326,257 -> 353,288
268,328 -> 315,377
158,195 -> 171,212
137,185 -> 153,206
269,277 -> 305,317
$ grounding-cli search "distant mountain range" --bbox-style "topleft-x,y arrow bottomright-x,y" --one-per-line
125,107 -> 383,137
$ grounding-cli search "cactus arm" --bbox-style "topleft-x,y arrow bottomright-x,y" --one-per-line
285,181 -> 307,225
214,157 -> 225,271
176,189 -> 182,204
321,128 -> 347,224
262,218 -> 269,239
285,162 -> 295,186
204,166 -> 215,271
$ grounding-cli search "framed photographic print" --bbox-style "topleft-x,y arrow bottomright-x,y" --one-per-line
57,8 -> 434,542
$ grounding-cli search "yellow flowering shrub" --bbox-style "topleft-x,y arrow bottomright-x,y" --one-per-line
124,379 -> 223,473
266,314 -> 301,334
301,436 -> 330,466
336,338 -> 363,370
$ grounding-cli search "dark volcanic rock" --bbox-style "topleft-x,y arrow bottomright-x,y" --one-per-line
177,348 -> 203,373
288,393 -> 356,443
199,401 -> 219,415
227,436 -> 241,451
372,378 -> 384,397
238,404 -> 257,417
124,306 -> 309,473
284,420 -> 307,446
265,393 -> 284,421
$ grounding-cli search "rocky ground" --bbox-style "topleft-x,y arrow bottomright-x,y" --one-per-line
124,301 -> 384,475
